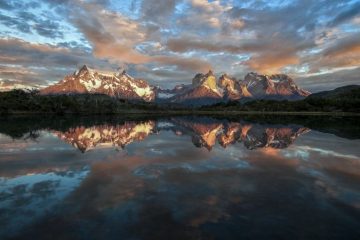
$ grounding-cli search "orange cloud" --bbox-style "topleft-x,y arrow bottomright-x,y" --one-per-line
245,52 -> 299,74
71,1 -> 212,73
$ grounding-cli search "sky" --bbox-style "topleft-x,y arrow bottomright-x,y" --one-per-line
0,0 -> 359,92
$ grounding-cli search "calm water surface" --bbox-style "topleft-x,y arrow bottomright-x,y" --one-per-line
0,115 -> 359,240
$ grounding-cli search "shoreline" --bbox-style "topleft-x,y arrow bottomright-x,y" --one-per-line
1,110 -> 359,117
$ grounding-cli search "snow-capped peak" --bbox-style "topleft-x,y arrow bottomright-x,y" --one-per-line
41,66 -> 155,102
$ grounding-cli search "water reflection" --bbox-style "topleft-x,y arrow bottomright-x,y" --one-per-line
54,121 -> 156,152
47,117 -> 311,152
0,116 -> 359,239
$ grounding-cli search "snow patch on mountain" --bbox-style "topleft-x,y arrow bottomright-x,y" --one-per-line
41,65 -> 155,102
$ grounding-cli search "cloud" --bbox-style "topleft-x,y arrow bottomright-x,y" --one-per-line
33,19 -> 64,38
73,16 -> 149,64
0,0 -> 40,10
245,52 -> 299,74
328,1 -> 360,27
0,13 -> 31,33
308,33 -> 360,72
0,0 -> 13,10
0,0 -> 359,90
0,38 -> 97,67
0,38 -> 115,89
141,0 -> 180,22
175,0 -> 231,30
0,8 -> 64,38
167,38 -> 241,53
166,36 -> 309,74
67,0 -> 211,74
154,55 -> 212,72
323,33 -> 360,58
298,67 -> 360,92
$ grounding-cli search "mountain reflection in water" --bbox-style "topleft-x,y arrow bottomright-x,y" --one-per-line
52,117 -> 310,152
0,116 -> 359,240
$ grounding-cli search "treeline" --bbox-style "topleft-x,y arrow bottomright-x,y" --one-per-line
0,89 -> 164,115
200,87 -> 360,113
0,87 -> 359,115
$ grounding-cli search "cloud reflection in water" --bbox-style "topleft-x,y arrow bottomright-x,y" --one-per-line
0,116 -> 359,239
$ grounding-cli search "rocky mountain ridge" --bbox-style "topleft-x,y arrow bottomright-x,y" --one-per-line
161,71 -> 310,106
41,66 -> 310,106
41,65 -> 155,102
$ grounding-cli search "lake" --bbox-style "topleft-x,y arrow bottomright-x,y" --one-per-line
0,115 -> 359,239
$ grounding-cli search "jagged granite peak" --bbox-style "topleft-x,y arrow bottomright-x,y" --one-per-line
77,64 -> 89,74
171,71 -> 223,106
192,70 -> 218,90
205,74 -> 251,101
242,72 -> 310,99
219,74 -> 243,101
219,74 -> 237,90
169,70 -> 310,105
41,66 -> 155,102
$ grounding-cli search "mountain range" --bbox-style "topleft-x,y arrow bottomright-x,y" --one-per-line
41,65 -> 310,106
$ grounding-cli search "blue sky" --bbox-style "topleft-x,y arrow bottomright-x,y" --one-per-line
0,0 -> 359,91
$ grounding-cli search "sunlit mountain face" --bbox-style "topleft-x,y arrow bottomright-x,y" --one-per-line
37,66 -> 312,105
0,116 -> 359,239
0,0 -> 359,92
